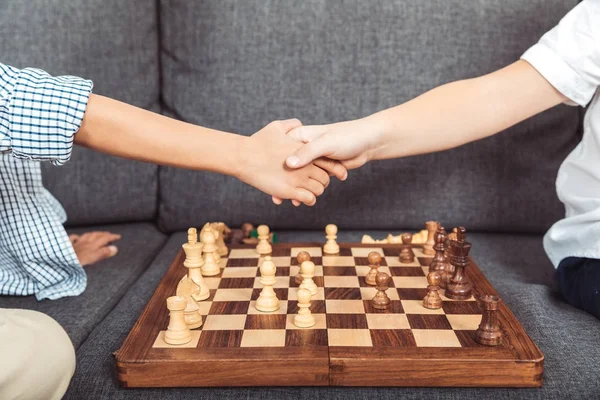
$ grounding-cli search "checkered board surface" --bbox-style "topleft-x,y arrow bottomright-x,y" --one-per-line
116,243 -> 544,388
153,246 -> 483,350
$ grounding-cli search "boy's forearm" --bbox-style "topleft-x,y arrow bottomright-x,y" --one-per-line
369,60 -> 567,160
75,94 -> 245,177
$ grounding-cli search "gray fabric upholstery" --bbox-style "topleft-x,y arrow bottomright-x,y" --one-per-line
0,0 -> 160,225
158,0 -> 582,233
0,223 -> 166,348
66,231 -> 600,399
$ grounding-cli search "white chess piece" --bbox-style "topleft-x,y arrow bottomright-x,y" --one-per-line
323,224 -> 340,254
299,260 -> 318,296
255,256 -> 280,312
182,228 -> 209,301
293,288 -> 315,328
164,296 -> 192,345
201,223 -> 221,264
256,224 -> 272,255
211,222 -> 229,256
200,230 -> 220,276
176,277 -> 203,329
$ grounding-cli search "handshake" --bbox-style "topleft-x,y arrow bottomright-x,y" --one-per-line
237,117 -> 377,207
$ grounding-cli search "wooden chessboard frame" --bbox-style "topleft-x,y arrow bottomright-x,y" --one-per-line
115,243 -> 544,388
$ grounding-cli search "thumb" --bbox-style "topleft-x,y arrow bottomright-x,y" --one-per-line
286,136 -> 331,169
277,118 -> 303,133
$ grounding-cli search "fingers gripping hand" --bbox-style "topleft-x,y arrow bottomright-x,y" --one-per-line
71,231 -> 121,266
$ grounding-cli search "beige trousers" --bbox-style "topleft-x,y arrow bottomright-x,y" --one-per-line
0,309 -> 75,400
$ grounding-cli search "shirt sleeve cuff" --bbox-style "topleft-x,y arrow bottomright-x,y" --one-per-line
8,68 -> 93,166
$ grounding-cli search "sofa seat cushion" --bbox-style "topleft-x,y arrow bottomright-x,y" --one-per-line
0,223 -> 167,348
66,230 -> 600,399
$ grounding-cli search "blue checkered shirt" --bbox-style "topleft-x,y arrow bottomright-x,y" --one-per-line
0,63 -> 93,300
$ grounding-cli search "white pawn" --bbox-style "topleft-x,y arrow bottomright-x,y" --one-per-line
299,260 -> 318,296
323,224 -> 340,254
293,288 -> 315,328
255,256 -> 280,312
200,230 -> 220,276
164,296 -> 192,345
256,224 -> 272,255
182,228 -> 209,301
201,223 -> 221,264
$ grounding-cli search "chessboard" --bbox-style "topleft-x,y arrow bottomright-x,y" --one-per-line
115,242 -> 544,388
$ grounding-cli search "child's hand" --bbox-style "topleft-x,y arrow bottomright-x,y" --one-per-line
70,232 -> 121,266
284,119 -> 380,171
236,119 -> 345,206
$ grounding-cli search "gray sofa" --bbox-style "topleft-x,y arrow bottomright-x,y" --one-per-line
1,1 -> 598,399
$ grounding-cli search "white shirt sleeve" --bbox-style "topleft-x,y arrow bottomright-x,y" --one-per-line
521,0 -> 600,107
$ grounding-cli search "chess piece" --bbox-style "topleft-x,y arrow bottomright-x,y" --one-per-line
200,230 -> 220,276
176,277 -> 203,329
201,223 -> 221,264
256,225 -> 272,255
164,296 -> 192,345
182,228 -> 209,301
371,272 -> 392,310
475,295 -> 503,346
211,222 -> 229,256
323,224 -> 340,254
293,288 -> 315,328
429,226 -> 454,289
399,233 -> 415,263
255,256 -> 280,312
423,221 -> 438,255
445,227 -> 473,300
226,222 -> 253,245
299,260 -> 318,296
295,251 -> 311,285
365,251 -> 382,286
423,271 -> 443,309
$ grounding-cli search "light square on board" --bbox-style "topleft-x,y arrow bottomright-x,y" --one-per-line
197,301 -> 212,315
322,256 -> 355,267
446,314 -> 482,330
202,314 -> 247,331
270,256 -> 292,267
288,287 -> 325,301
240,329 -> 286,347
248,300 -> 289,315
152,331 -> 201,348
360,287 -> 400,301
285,313 -> 327,329
412,248 -> 431,258
351,247 -> 384,257
366,314 -> 410,330
355,265 -> 391,278
228,249 -> 260,259
328,329 -> 372,347
325,299 -> 365,314
291,247 -> 322,257
221,267 -> 258,278
412,329 -> 461,347
393,276 -> 428,288
323,276 -> 360,288
401,300 -> 445,315
203,277 -> 221,289
212,288 -> 253,302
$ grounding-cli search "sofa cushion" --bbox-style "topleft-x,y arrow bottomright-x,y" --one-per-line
66,230 -> 600,399
158,0 -> 582,233
0,223 -> 167,348
0,0 -> 160,225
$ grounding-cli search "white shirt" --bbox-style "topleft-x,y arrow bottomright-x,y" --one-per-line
0,63 -> 92,299
521,0 -> 600,267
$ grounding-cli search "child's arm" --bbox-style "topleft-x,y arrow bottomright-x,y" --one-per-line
284,60 -> 567,170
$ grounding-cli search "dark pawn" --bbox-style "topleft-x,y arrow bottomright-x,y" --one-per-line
445,227 -> 473,300
365,251 -> 382,286
295,251 -> 311,285
429,226 -> 454,288
371,272 -> 392,310
423,271 -> 443,309
399,233 -> 415,263
475,295 -> 503,346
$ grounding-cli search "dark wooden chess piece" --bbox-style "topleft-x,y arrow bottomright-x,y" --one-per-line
227,222 -> 255,244
399,233 -> 415,263
429,226 -> 454,288
365,251 -> 382,286
445,227 -> 473,300
295,251 -> 311,285
371,272 -> 391,310
423,271 -> 443,309
475,295 -> 503,346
